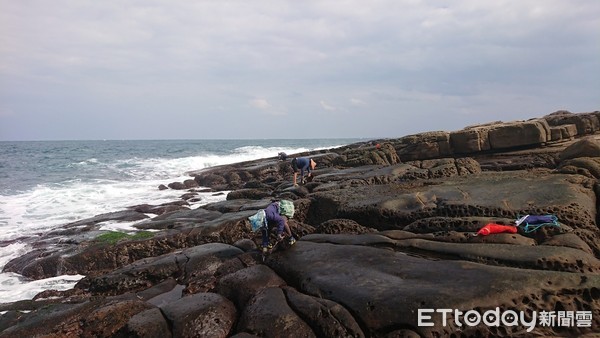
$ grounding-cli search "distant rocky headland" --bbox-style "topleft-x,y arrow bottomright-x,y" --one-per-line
1,110 -> 600,337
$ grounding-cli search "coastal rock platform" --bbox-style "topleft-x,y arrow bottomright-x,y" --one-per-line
1,110 -> 600,337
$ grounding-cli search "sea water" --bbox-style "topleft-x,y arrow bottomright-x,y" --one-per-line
0,138 -> 361,303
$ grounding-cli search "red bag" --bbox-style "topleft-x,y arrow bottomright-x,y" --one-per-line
477,223 -> 518,236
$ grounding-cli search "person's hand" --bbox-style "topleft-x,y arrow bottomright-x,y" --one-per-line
277,233 -> 285,242
293,183 -> 298,187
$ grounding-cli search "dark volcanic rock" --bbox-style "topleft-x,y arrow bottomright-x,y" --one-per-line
63,210 -> 148,227
125,307 -> 172,338
129,201 -> 191,215
167,182 -> 187,190
315,218 -> 376,234
333,142 -> 400,167
160,292 -> 237,338
183,179 -> 199,188
0,297 -> 154,338
82,298 -> 155,337
78,243 -> 243,296
237,287 -> 316,337
226,188 -> 274,200
307,171 -> 598,237
216,264 -> 286,309
283,287 -> 365,338
267,240 -> 600,337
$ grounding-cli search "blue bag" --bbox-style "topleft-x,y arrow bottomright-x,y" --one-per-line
248,210 -> 267,232
515,214 -> 559,233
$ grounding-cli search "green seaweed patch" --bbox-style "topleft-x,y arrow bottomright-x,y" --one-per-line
94,231 -> 154,244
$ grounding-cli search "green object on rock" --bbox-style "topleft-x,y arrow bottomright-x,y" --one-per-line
95,231 -> 154,244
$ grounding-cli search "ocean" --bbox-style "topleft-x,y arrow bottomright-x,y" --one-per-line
0,138 -> 362,304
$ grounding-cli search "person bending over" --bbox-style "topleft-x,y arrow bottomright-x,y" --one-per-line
262,201 -> 296,253
291,157 -> 316,186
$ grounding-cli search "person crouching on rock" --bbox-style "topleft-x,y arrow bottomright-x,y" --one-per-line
262,201 -> 296,253
291,157 -> 316,186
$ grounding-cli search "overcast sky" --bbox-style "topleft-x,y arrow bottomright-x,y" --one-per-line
1,0 -> 598,141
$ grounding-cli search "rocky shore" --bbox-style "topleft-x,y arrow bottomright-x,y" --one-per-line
1,110 -> 600,337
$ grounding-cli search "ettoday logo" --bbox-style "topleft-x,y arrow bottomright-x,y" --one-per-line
418,308 -> 593,333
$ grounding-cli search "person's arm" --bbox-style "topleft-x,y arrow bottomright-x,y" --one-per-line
275,214 -> 287,237
283,219 -> 292,237
277,218 -> 292,240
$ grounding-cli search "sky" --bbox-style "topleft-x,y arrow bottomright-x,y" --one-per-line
0,0 -> 599,141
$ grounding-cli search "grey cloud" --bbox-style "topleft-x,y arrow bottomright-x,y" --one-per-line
0,0 -> 598,140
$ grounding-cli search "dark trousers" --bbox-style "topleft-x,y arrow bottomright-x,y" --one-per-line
261,225 -> 271,247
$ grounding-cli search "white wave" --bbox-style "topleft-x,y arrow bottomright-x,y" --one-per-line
0,242 -> 30,268
0,272 -> 85,304
96,220 -> 143,233
0,243 -> 75,304
0,178 -> 225,241
133,145 -> 313,176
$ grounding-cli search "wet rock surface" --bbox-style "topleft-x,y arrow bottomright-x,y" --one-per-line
1,111 -> 600,337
